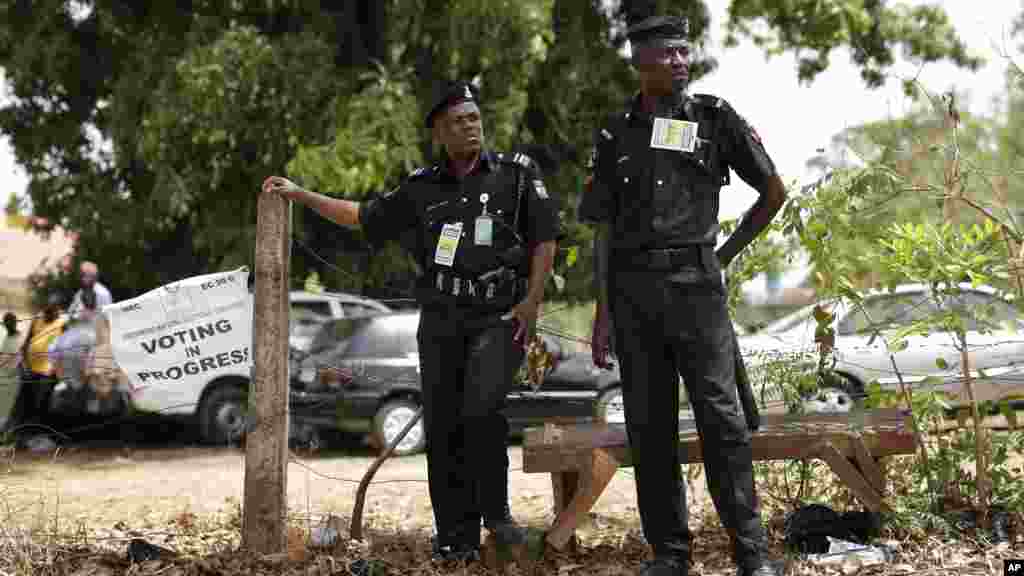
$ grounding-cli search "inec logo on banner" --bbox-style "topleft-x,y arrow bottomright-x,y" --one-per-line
103,268 -> 253,392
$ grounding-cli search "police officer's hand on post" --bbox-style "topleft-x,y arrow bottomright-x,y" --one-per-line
261,175 -> 362,229
262,176 -> 304,201
501,297 -> 539,345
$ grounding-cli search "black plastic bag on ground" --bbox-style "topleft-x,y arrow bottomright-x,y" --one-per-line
783,504 -> 881,554
127,538 -> 177,563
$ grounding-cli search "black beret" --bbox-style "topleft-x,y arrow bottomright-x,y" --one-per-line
626,15 -> 689,45
425,81 -> 479,129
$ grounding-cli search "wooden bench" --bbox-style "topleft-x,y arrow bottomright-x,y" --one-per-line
522,408 -> 917,551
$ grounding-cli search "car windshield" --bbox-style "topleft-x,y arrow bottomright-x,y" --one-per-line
345,314 -> 418,359
940,291 -> 1022,332
759,305 -> 818,335
837,292 -> 934,336
308,317 -> 375,355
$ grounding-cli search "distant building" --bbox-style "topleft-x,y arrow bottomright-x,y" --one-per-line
0,215 -> 75,311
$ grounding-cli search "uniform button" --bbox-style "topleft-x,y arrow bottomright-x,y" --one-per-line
623,177 -> 630,183
657,180 -> 664,186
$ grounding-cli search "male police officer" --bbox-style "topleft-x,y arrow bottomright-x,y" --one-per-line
578,14 -> 787,576
263,81 -> 559,563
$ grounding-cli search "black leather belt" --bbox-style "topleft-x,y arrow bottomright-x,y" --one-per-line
618,246 -> 706,270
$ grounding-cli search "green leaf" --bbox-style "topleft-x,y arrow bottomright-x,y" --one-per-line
935,357 -> 949,370
888,339 -> 909,352
566,246 -> 578,268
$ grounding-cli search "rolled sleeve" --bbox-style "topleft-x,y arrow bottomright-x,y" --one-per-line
576,133 -> 616,223
721,105 -> 777,192
358,184 -> 417,249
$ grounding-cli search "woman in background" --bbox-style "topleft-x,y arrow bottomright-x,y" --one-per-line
0,312 -> 21,433
14,293 -> 66,427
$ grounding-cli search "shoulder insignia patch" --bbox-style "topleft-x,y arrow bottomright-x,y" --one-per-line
498,152 -> 540,173
407,166 -> 435,180
533,179 -> 549,199
692,93 -> 726,109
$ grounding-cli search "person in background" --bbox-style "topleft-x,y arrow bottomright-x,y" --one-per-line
13,293 -> 67,427
51,287 -> 98,419
0,312 -> 22,433
68,261 -> 113,320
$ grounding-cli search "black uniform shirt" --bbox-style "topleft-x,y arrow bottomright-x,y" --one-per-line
578,93 -> 777,252
359,150 -> 560,286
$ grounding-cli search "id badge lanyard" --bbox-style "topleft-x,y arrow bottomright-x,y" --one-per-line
475,193 -> 493,246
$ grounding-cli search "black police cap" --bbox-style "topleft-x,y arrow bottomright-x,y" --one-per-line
626,15 -> 689,45
425,81 -> 479,129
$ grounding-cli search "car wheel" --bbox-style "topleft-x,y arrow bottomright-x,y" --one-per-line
198,385 -> 248,445
372,399 -> 425,456
596,386 -> 626,424
801,374 -> 863,414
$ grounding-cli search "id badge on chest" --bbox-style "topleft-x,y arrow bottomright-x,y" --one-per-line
434,222 -> 463,267
474,214 -> 493,246
650,117 -> 698,153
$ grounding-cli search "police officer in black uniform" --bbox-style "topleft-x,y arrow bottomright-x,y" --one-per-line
263,81 -> 560,563
578,14 -> 787,576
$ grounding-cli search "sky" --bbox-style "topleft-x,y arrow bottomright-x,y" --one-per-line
1,1 -> 1021,221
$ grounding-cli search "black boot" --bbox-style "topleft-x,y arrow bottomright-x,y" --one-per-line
638,555 -> 687,576
431,537 -> 480,563
483,504 -> 526,548
736,558 -> 784,576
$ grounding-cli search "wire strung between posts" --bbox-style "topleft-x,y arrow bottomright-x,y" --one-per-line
290,235 -> 417,306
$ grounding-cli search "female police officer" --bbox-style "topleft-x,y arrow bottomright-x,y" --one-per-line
579,13 -> 787,576
263,81 -> 559,562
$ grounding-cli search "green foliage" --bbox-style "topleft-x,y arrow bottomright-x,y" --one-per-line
872,220 -> 1009,300
4,194 -> 21,216
0,1 -> 984,304
288,65 -> 423,198
721,215 -> 792,315
723,0 -> 983,87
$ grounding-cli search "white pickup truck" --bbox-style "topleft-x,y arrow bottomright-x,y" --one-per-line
90,290 -> 390,444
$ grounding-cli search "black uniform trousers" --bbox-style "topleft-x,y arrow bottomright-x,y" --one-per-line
417,305 -> 525,547
609,246 -> 767,569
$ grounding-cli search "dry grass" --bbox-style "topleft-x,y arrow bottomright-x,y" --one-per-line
0,489 -> 1020,576
0,441 -> 1021,575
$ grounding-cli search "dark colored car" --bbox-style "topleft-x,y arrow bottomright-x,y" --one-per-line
288,311 -> 623,455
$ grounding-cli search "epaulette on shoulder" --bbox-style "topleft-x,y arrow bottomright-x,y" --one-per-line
692,93 -> 730,110
496,152 -> 540,174
406,166 -> 436,181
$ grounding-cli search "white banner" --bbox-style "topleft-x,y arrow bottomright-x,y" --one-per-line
103,268 -> 252,393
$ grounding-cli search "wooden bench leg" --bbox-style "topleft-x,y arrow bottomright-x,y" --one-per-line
850,435 -> 886,494
815,441 -> 891,514
549,469 -> 579,551
546,448 -> 619,551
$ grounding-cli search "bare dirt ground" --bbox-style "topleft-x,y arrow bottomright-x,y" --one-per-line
0,442 -> 709,539
2,438 -> 1021,575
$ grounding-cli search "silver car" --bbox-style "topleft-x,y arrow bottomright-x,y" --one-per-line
738,284 -> 1024,412
289,291 -> 392,352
